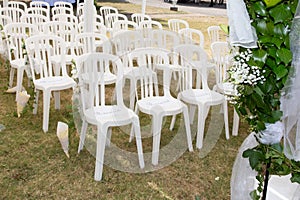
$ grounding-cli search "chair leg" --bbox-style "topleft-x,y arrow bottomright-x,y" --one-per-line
223,101 -> 230,140
54,91 -> 60,110
189,105 -> 197,125
106,127 -> 112,147
9,68 -> 15,88
33,89 -> 39,115
232,108 -> 239,136
78,120 -> 88,153
42,91 -> 51,133
182,105 -> 193,152
94,125 -> 107,181
129,105 -> 139,142
196,105 -> 208,149
152,115 -> 163,165
132,115 -> 145,169
16,68 -> 24,93
129,79 -> 136,110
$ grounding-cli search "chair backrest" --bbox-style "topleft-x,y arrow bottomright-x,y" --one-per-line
168,18 -> 189,33
26,6 -> 50,21
51,6 -> 74,16
25,34 -> 67,80
105,13 -> 128,30
99,6 -> 118,24
174,44 -> 209,90
43,21 -> 77,44
75,32 -> 110,55
138,20 -> 162,30
0,7 -> 25,23
131,13 -> 151,26
210,41 -> 231,87
78,21 -> 107,35
7,1 -> 27,12
51,13 -> 79,33
127,47 -> 171,98
111,30 -> 144,58
0,14 -> 13,28
76,52 -> 124,109
112,20 -> 138,37
53,1 -> 73,9
151,29 -> 180,51
179,28 -> 205,48
21,13 -> 48,32
207,25 -> 222,44
30,1 -> 50,10
4,22 -> 39,62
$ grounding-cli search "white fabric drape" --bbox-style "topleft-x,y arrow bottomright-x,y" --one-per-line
281,1 -> 300,161
227,0 -> 257,48
83,0 -> 95,32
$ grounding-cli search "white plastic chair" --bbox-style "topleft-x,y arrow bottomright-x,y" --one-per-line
168,18 -> 189,33
43,21 -> 78,67
7,1 -> 27,12
207,25 -> 222,44
75,32 -> 111,55
99,6 -> 118,24
112,20 -> 138,37
178,27 -> 205,48
26,5 -> 50,21
25,34 -> 76,133
4,22 -> 39,95
104,13 -> 128,37
131,13 -> 151,26
29,1 -> 50,19
0,7 -> 25,23
0,14 -> 12,58
78,21 -> 107,35
128,47 -> 193,165
171,44 -> 229,149
53,1 -> 74,9
21,13 -> 49,32
76,52 -> 144,181
111,30 -> 148,109
211,41 -> 239,136
51,6 -> 74,17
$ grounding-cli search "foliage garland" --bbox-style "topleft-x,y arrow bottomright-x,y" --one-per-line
227,0 -> 300,199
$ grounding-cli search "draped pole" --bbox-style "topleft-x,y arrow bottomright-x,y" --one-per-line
141,0 -> 146,16
83,0 -> 94,32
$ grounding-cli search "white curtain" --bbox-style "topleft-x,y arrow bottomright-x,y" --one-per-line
227,0 -> 257,48
281,1 -> 300,162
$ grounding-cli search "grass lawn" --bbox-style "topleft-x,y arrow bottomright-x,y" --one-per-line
0,1 -> 250,199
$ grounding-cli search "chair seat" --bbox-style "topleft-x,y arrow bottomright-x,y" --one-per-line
84,105 -> 136,126
10,58 -> 27,68
34,76 -> 75,91
137,96 -> 184,115
180,89 -> 225,105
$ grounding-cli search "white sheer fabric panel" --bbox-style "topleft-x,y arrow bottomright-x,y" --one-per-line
281,2 -> 300,161
227,0 -> 257,48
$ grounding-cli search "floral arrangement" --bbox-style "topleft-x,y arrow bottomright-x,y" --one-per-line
226,0 -> 300,199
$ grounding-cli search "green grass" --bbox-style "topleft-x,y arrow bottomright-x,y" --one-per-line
0,2 -> 250,199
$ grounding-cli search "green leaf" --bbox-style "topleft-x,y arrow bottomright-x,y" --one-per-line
256,20 -> 268,35
252,49 -> 268,64
253,1 -> 267,16
273,65 -> 288,80
271,37 -> 283,48
271,143 -> 283,152
271,110 -> 283,122
243,149 -> 264,169
276,48 -> 292,65
290,173 -> 300,183
269,4 -> 292,24
263,0 -> 282,8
